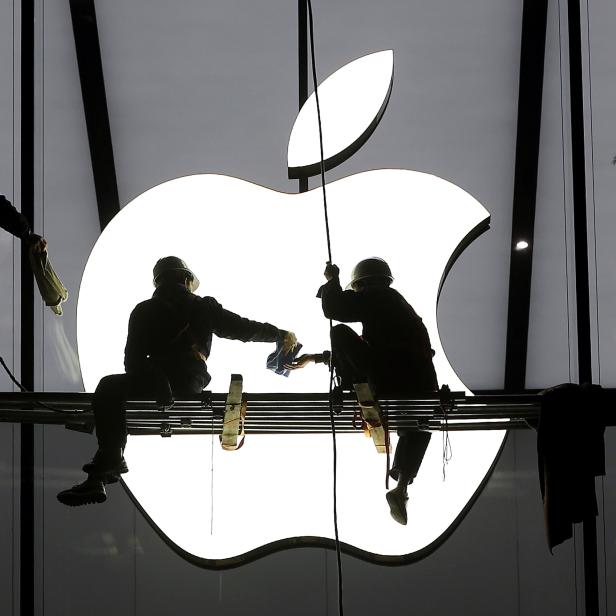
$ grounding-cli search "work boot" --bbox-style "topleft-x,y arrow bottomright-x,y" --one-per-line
386,488 -> 409,525
57,478 -> 106,507
82,449 -> 128,484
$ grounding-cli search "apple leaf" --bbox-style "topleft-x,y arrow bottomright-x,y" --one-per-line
288,50 -> 394,179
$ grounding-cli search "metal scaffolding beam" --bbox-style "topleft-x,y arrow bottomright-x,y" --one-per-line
0,390 -> 612,437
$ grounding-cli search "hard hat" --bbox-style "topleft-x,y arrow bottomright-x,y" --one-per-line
153,256 -> 200,292
348,257 -> 393,289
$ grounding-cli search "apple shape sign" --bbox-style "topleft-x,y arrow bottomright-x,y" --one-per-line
78,51 -> 505,566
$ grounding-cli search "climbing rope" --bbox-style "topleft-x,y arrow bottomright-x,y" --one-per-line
305,1 -> 344,614
439,388 -> 453,480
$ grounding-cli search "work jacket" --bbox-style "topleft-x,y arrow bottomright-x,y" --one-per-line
319,277 -> 437,389
0,195 -> 30,239
124,282 -> 281,382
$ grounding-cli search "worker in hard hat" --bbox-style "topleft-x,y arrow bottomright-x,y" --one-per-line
288,257 -> 437,525
1,194 -> 47,252
58,256 -> 298,507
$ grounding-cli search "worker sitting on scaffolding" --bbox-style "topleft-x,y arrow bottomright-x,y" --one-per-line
58,256 -> 297,507
288,258 -> 438,525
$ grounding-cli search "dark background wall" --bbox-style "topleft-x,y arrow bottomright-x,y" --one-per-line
0,0 -> 614,613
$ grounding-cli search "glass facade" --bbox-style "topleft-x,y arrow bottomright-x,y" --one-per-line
0,0 -> 613,613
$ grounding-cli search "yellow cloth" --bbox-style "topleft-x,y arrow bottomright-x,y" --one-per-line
28,249 -> 69,316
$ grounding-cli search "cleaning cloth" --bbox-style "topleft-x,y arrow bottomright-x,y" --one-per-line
29,249 -> 69,316
267,340 -> 302,377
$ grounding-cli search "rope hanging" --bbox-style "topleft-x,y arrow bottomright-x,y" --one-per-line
305,1 -> 344,614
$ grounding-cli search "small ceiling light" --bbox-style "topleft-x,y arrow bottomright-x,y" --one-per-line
515,240 -> 529,250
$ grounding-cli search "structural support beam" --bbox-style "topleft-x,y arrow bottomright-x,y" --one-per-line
20,0 -> 35,614
297,0 -> 308,193
567,0 -> 592,386
504,0 -> 549,392
70,0 -> 120,230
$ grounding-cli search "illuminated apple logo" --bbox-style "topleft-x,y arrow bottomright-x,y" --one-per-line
77,51 -> 505,565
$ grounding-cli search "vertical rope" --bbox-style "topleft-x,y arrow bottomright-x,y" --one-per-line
306,0 -> 332,264
305,3 -> 343,615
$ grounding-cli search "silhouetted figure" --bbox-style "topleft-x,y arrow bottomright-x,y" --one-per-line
289,258 -> 437,525
58,256 -> 297,507
0,194 -> 47,252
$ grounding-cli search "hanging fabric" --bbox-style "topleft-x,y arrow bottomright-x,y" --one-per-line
29,248 -> 69,316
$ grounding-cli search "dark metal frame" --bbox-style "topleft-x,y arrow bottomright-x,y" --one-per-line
20,0 -> 35,614
69,0 -> 120,230
297,0 -> 309,193
504,0 -> 600,611
2,390 -> 532,570
12,0 -> 602,607
3,388 -> 612,573
0,391 -> 547,434
504,0 -> 549,392
566,0 -> 597,612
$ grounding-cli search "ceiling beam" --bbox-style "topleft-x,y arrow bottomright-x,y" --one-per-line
70,0 -> 120,230
504,0 -> 549,392
566,1 -> 597,612
567,0 -> 592,385
297,0 -> 309,193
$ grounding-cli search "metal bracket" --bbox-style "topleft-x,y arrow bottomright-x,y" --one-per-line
353,382 -> 390,454
200,390 -> 212,410
438,384 -> 455,416
221,374 -> 246,451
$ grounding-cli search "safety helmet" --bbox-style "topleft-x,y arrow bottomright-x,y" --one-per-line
348,257 -> 393,289
153,256 -> 200,292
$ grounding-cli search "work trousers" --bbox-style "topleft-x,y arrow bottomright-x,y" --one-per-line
330,323 -> 438,485
93,366 -> 207,453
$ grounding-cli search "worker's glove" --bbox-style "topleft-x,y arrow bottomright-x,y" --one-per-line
26,233 -> 47,254
284,354 -> 316,370
280,331 -> 298,354
324,262 -> 339,281
284,351 -> 331,371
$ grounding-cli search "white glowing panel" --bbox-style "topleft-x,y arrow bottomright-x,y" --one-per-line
78,170 -> 504,561
288,50 -> 394,172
